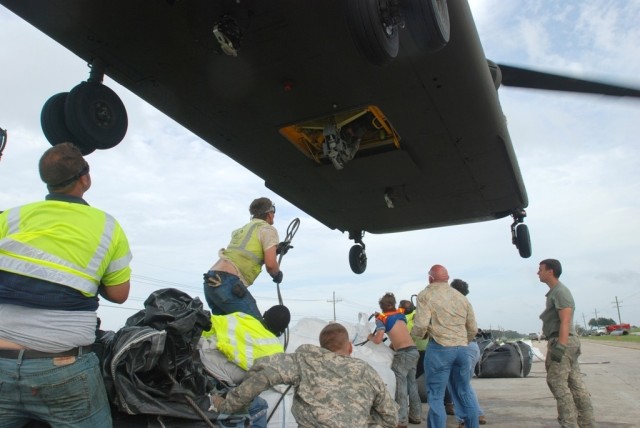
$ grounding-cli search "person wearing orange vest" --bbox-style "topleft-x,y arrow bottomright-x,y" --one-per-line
369,292 -> 420,428
0,142 -> 132,427
203,197 -> 283,321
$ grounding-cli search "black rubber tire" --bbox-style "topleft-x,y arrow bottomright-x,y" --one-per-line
65,81 -> 128,150
404,0 -> 450,53
346,0 -> 400,66
516,223 -> 532,258
349,244 -> 368,274
41,92 -> 95,155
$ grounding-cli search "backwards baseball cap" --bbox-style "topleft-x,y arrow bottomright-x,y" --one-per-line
263,305 -> 290,337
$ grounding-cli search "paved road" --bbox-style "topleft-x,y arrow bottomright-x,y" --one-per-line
416,339 -> 640,427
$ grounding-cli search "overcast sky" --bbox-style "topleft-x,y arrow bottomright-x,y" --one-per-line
1,1 -> 639,335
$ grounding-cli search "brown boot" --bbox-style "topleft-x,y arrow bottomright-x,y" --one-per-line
479,415 -> 487,425
445,402 -> 455,415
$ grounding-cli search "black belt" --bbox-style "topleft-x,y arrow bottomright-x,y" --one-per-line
0,345 -> 92,360
396,345 -> 418,352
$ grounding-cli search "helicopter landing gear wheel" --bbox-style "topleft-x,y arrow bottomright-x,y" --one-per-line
510,209 -> 532,258
515,224 -> 532,258
65,81 -> 128,150
349,244 -> 368,274
346,0 -> 401,66
348,230 -> 368,274
404,0 -> 450,53
41,92 -> 95,155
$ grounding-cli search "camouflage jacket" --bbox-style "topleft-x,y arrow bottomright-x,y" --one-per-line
218,343 -> 398,427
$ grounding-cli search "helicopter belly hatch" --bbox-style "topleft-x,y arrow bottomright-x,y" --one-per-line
279,105 -> 401,170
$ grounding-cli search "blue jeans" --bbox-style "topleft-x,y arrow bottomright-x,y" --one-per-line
0,352 -> 111,428
424,340 -> 479,428
203,270 -> 262,321
249,396 -> 268,428
449,341 -> 484,422
391,346 -> 420,424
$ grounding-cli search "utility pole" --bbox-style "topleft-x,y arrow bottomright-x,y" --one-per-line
612,296 -> 623,324
327,291 -> 342,322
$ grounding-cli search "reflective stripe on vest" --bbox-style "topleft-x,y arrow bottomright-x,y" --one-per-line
0,205 -> 129,296
226,222 -> 262,265
222,220 -> 268,285
208,312 -> 283,370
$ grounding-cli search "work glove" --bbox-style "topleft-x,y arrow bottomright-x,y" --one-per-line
272,271 -> 283,284
276,241 -> 293,255
550,343 -> 566,363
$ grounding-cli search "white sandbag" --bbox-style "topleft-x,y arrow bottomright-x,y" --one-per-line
261,385 -> 296,428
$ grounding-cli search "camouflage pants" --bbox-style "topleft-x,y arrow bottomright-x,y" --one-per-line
545,336 -> 597,428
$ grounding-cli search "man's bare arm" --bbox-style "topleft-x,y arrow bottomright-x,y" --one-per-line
99,281 -> 130,304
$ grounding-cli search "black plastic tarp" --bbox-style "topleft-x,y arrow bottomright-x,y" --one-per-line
476,340 -> 533,378
98,288 -> 249,427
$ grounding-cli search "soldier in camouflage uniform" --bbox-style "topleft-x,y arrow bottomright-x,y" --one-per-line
211,322 -> 398,428
538,259 -> 597,428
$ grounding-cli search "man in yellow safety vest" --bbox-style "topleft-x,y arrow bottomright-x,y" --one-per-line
203,197 -> 284,321
0,142 -> 132,427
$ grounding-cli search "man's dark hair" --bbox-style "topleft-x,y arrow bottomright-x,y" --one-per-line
399,299 -> 415,315
319,323 -> 349,352
378,292 -> 396,312
451,279 -> 469,296
39,142 -> 88,192
540,259 -> 562,278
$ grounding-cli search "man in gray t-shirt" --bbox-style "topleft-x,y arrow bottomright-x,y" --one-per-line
537,259 -> 597,428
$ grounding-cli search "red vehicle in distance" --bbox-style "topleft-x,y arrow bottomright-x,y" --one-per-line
606,323 -> 631,335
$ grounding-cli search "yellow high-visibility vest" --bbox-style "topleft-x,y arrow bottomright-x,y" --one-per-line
221,219 -> 270,285
203,312 -> 284,370
407,311 -> 428,351
0,200 -> 132,296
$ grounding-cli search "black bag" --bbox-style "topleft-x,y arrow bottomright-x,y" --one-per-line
476,340 -> 533,378
99,288 -> 249,427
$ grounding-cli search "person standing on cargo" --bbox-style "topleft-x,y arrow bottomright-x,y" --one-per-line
411,264 -> 479,428
538,259 -> 598,428
0,142 -> 132,427
203,197 -> 283,321
369,293 -> 421,427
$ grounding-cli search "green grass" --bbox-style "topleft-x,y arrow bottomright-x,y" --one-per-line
582,334 -> 640,343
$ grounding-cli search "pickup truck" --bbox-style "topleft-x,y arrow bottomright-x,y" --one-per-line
606,323 -> 631,335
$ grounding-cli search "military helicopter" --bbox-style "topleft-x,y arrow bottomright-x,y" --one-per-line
1,0 -> 638,273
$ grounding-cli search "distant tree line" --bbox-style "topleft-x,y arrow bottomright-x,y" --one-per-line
588,317 -> 616,328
